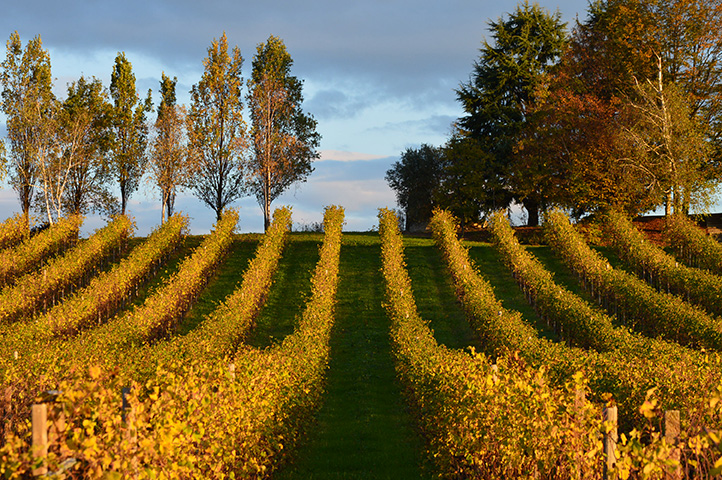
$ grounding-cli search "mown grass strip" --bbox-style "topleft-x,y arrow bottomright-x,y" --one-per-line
245,233 -> 321,349
402,236 -> 480,351
465,241 -> 560,341
175,234 -> 260,335
276,232 -> 430,480
382,208 -> 605,479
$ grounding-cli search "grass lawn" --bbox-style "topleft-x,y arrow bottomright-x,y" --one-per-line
275,233 -> 432,479
246,233 -> 322,348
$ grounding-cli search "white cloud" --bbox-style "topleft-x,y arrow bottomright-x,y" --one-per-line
318,150 -> 387,162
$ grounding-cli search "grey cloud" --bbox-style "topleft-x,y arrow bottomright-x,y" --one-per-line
1,0 -> 590,234
304,89 -> 371,120
3,0 -> 589,109
367,114 -> 457,139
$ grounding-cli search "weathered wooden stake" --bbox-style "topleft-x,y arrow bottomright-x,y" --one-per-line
31,403 -> 48,476
603,406 -> 618,480
664,410 -> 682,480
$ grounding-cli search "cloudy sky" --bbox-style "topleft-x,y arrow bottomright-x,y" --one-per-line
0,0 -> 590,235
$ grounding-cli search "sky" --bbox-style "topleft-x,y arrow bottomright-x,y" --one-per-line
0,0 -> 592,235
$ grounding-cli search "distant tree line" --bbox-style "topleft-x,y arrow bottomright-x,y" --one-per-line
0,32 -> 319,231
387,0 -> 722,229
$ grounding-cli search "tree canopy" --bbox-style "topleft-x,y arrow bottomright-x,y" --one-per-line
149,73 -> 192,223
385,144 -> 444,231
1,32 -> 54,222
246,35 -> 320,231
109,52 -> 152,216
187,32 -> 247,221
455,1 -> 567,225
388,0 -> 722,225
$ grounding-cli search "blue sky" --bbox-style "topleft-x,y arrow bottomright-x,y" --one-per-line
0,0 -> 591,235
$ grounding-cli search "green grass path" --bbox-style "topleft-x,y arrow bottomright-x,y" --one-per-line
402,237 -> 481,351
247,234 -> 322,348
276,233 -> 431,479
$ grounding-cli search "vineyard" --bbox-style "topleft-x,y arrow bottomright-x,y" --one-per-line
1,207 -> 722,478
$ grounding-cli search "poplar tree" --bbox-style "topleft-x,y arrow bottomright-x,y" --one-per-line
58,76 -> 114,215
188,33 -> 246,221
0,32 -> 55,223
149,73 -> 191,223
109,52 -> 152,215
247,35 -> 320,231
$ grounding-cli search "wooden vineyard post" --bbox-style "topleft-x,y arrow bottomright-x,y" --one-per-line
603,406 -> 618,480
32,390 -> 64,477
122,386 -> 140,477
574,388 -> 586,480
31,403 -> 48,476
664,410 -> 682,480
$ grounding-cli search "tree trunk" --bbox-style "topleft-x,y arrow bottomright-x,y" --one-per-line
263,190 -> 271,232
120,180 -> 127,216
523,197 -> 539,227
264,166 -> 271,232
665,189 -> 673,216
18,182 -> 33,220
161,191 -> 167,224
167,190 -> 174,220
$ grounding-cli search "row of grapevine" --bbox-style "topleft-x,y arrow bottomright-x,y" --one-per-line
544,209 -> 722,351
486,210 -> 702,362
91,208 -> 239,347
0,206 -> 344,478
43,214 -> 188,337
0,214 -> 81,287
605,209 -> 722,318
427,208 -> 722,477
0,208 -> 284,444
0,215 -> 132,326
0,214 -> 188,365
665,213 -> 722,272
380,207 -> 605,478
0,214 -> 27,251
431,208 -> 719,429
156,207 -> 292,363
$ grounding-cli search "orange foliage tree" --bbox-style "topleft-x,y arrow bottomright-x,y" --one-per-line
246,35 -> 320,231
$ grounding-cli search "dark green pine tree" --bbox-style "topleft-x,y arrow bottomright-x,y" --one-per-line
456,1 -> 567,225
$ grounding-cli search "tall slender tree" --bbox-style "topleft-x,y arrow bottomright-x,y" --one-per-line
149,73 -> 191,223
0,32 -> 55,223
246,35 -> 320,231
109,52 -> 152,215
58,76 -> 114,216
187,33 -> 246,221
